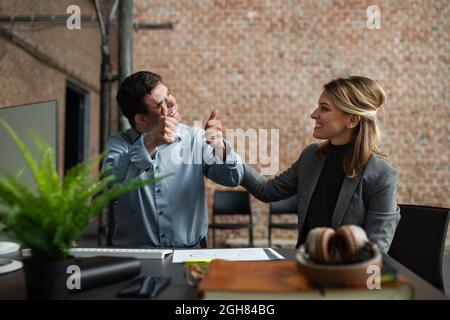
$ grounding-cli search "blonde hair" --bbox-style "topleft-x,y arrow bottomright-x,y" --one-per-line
317,76 -> 387,177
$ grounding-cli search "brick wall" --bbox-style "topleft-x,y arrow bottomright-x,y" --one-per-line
133,0 -> 449,245
0,0 -> 107,172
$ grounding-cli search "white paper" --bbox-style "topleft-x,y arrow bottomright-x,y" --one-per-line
172,248 -> 284,263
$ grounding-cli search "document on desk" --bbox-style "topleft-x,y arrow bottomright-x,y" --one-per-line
172,248 -> 284,263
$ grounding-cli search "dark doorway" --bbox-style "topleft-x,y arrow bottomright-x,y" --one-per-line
64,82 -> 89,173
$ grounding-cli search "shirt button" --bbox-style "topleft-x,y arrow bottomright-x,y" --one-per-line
156,188 -> 161,193
155,166 -> 160,171
161,234 -> 166,238
159,211 -> 163,215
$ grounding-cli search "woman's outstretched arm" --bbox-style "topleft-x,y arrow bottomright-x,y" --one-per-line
241,158 -> 300,203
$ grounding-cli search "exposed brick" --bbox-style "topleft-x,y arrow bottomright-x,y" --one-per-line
134,0 -> 450,245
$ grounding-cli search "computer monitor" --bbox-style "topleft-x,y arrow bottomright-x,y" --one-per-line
0,100 -> 58,193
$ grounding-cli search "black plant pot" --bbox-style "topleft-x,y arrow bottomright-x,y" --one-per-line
23,257 -> 76,300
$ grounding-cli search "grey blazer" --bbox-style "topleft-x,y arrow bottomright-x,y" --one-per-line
241,143 -> 401,253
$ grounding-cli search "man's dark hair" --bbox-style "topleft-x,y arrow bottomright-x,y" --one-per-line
116,71 -> 162,127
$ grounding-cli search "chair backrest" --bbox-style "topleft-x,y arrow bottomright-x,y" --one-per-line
213,191 -> 251,216
388,204 -> 450,292
269,195 -> 298,215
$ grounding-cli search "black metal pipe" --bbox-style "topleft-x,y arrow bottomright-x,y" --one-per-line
95,0 -> 113,246
118,0 -> 134,132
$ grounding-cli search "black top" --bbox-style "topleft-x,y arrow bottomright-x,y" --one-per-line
297,142 -> 352,247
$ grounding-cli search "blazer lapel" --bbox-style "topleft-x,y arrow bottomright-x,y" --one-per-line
331,173 -> 363,228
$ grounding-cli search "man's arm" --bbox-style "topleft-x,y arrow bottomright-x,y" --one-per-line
102,133 -> 156,183
201,110 -> 243,186
103,113 -> 180,182
202,137 -> 244,187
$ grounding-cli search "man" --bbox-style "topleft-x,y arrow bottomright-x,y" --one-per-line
103,71 -> 243,248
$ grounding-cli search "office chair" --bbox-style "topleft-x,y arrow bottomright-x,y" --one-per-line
209,191 -> 253,248
268,195 -> 299,247
388,204 -> 450,292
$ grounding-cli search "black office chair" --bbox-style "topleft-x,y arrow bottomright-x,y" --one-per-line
268,195 -> 299,247
388,204 -> 450,292
209,191 -> 253,248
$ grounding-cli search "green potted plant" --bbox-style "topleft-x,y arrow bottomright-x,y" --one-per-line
0,118 -> 166,299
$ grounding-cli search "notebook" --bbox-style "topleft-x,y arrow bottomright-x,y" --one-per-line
197,259 -> 414,300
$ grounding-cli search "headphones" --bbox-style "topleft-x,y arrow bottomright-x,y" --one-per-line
305,225 -> 372,264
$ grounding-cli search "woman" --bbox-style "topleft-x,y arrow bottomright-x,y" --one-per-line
241,76 -> 400,253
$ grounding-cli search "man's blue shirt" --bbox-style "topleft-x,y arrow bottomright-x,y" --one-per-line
102,124 -> 243,247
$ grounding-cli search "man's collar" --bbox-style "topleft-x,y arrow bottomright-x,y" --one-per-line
128,127 -> 141,143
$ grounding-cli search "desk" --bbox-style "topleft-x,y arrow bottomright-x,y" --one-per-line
0,249 -> 446,300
